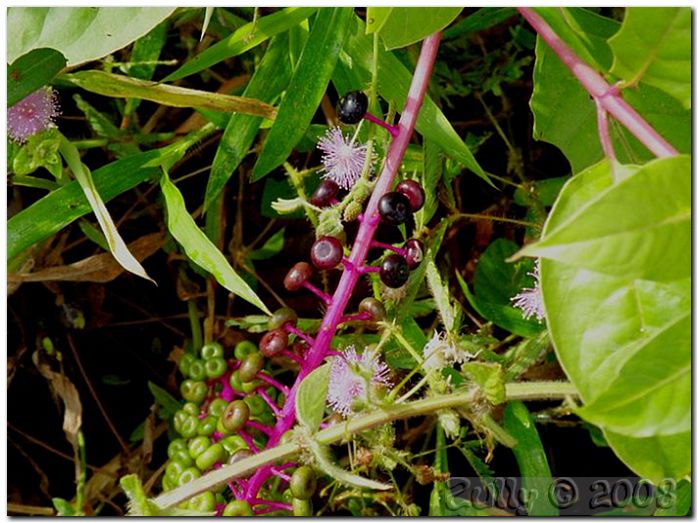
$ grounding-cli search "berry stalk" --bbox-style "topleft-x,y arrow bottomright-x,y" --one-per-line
243,31 -> 443,501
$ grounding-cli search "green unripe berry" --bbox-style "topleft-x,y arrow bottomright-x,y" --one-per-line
208,398 -> 228,417
180,379 -> 207,404
290,466 -> 317,500
204,357 -> 227,379
169,449 -> 194,468
187,435 -> 211,459
165,460 -> 186,483
178,467 -> 201,486
239,353 -> 265,383
268,307 -> 298,330
222,500 -> 253,516
182,402 -> 200,416
292,498 -> 313,516
197,415 -> 218,437
229,371 -> 244,392
220,435 -> 248,454
241,378 -> 263,394
234,340 -> 258,360
174,411 -> 199,438
178,353 -> 196,376
167,438 -> 188,459
222,400 -> 249,432
201,341 -> 224,360
244,394 -> 267,417
188,359 -> 206,381
189,491 -> 216,512
195,442 -> 227,471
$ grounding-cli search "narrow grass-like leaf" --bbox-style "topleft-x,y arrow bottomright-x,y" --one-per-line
200,7 -> 214,41
251,8 -> 353,181
443,8 -> 516,40
58,138 -> 153,282
503,401 -> 558,516
249,227 -> 285,261
205,33 -> 292,210
8,48 -> 66,107
62,71 -> 276,119
160,172 -> 270,314
164,7 -> 317,82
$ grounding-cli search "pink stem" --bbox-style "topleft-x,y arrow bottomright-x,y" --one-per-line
341,257 -> 378,274
340,311 -> 372,323
256,373 -> 289,395
301,281 -> 333,305
243,32 -> 443,501
284,323 -> 315,345
281,349 -> 303,364
364,112 -> 400,137
245,420 -> 274,436
238,429 -> 258,453
257,389 -> 282,416
595,97 -> 616,163
270,468 -> 292,482
219,371 -> 235,402
371,240 -> 406,256
518,7 -> 678,158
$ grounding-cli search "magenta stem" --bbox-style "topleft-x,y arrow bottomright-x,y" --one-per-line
340,311 -> 372,323
341,257 -> 378,274
371,240 -> 406,256
257,389 -> 282,416
518,7 -> 678,158
270,468 -> 292,482
243,32 -> 443,502
256,372 -> 289,395
301,281 -> 332,305
245,420 -> 274,436
238,429 -> 258,453
219,372 -> 235,402
281,349 -> 303,364
364,112 -> 400,137
284,323 -> 315,345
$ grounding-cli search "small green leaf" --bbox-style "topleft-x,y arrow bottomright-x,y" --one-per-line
7,7 -> 176,66
200,7 -> 214,41
503,401 -> 558,516
442,8 -> 516,39
147,381 -> 182,419
609,7 -> 691,109
462,362 -> 505,405
164,7 -> 317,82
11,128 -> 63,178
249,228 -> 285,261
8,48 -> 66,107
62,71 -> 276,120
296,364 -> 330,432
368,7 -> 462,50
251,7 -> 354,181
52,498 -> 77,516
160,172 -> 270,314
425,258 -> 458,332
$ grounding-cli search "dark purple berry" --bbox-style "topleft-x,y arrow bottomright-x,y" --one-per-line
310,179 -> 339,207
378,191 -> 412,226
380,254 -> 410,288
396,180 -> 425,212
359,297 -> 386,321
260,329 -> 289,358
311,236 -> 343,270
284,262 -> 313,291
336,91 -> 368,124
404,239 -> 424,269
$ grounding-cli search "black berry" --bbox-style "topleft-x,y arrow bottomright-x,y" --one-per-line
284,262 -> 313,291
310,236 -> 343,270
310,179 -> 339,207
260,329 -> 289,358
396,180 -> 425,212
380,254 -> 410,288
378,192 -> 412,226
336,91 -> 368,124
404,239 -> 424,269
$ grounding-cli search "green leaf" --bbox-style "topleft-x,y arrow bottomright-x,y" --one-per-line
11,128 -> 63,178
539,160 -> 690,478
8,48 -> 66,107
503,401 -> 558,516
442,8 -> 516,40
205,33 -> 292,211
7,7 -> 175,66
200,7 -> 214,41
251,8 -> 353,181
8,149 -> 162,261
609,8 -> 691,109
147,381 -> 182,419
462,362 -> 505,405
654,479 -> 691,516
519,156 -> 690,282
59,137 -> 153,282
295,364 -> 330,432
159,172 -> 270,314
52,498 -> 77,516
338,16 -> 487,183
249,228 -> 285,261
164,7 -> 317,82
62,70 -> 275,120
425,258 -> 458,332
367,7 -> 462,50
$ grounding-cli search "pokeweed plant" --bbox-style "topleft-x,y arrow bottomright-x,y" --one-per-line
6,6 -> 690,517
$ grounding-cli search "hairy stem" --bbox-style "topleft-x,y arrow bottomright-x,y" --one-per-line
518,7 -> 678,158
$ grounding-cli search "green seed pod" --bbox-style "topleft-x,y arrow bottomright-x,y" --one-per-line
188,359 -> 206,381
292,498 -> 313,516
204,357 -> 227,379
195,442 -> 227,471
343,200 -> 363,222
233,340 -> 258,360
290,466 -> 317,500
268,307 -> 298,330
197,415 -> 218,437
239,353 -> 265,383
177,467 -> 201,486
189,491 -> 216,512
201,341 -> 224,360
208,398 -> 229,418
222,500 -> 254,517
222,400 -> 249,432
187,435 -> 211,459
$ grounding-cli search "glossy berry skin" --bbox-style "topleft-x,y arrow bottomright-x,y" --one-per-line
309,179 -> 339,207
404,239 -> 424,269
290,466 -> 318,500
284,262 -> 313,291
380,254 -> 410,288
268,307 -> 298,330
260,329 -> 289,358
378,191 -> 412,226
310,236 -> 343,270
336,91 -> 368,124
358,297 -> 387,321
396,180 -> 425,212
222,400 -> 250,432
239,352 -> 265,383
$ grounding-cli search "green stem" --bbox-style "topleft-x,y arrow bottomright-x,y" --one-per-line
188,300 -> 203,352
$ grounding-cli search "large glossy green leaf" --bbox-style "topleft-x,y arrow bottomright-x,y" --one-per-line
8,149 -> 162,261
205,34 -> 292,211
520,156 -> 690,281
366,7 -> 462,50
8,48 -> 66,107
251,8 -> 353,181
7,7 -> 175,66
338,16 -> 487,182
442,8 -> 516,40
163,7 -> 317,82
538,159 -> 690,478
160,173 -> 270,314
62,71 -> 276,119
609,8 -> 691,109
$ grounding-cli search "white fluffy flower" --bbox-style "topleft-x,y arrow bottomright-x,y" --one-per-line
327,346 -> 391,416
511,259 -> 545,322
422,331 -> 477,372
